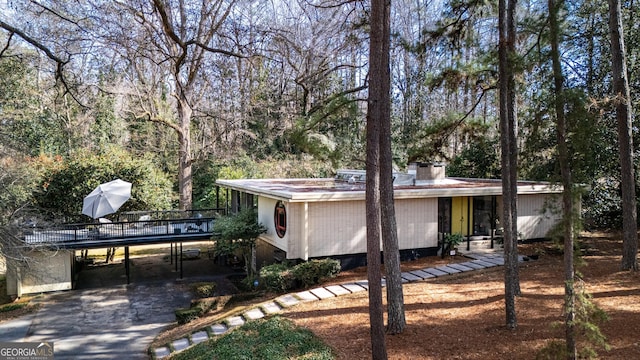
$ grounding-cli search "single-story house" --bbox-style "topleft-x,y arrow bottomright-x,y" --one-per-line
216,163 -> 563,270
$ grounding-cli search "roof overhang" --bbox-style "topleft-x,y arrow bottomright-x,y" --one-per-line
216,177 -> 563,203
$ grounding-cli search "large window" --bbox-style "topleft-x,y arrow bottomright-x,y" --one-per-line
438,197 -> 452,234
274,201 -> 287,238
473,196 -> 495,236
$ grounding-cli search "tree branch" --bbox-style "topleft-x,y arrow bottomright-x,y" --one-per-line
0,19 -> 69,80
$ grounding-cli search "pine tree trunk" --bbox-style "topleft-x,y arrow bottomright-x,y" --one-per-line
498,0 -> 519,330
608,0 -> 638,271
548,0 -> 576,357
377,0 -> 406,335
366,0 -> 389,358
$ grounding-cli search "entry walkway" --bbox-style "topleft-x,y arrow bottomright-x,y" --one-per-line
151,251 -> 521,359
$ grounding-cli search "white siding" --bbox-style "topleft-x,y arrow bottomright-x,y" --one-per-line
257,197 -> 289,253
256,193 -> 560,261
286,202 -> 306,260
517,194 -> 561,239
6,250 -> 73,296
307,200 -> 367,257
396,198 -> 439,249
304,198 -> 439,258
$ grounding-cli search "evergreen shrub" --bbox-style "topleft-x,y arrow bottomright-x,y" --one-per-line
259,259 -> 341,292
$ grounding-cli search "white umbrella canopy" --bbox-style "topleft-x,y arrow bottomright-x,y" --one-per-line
82,179 -> 132,219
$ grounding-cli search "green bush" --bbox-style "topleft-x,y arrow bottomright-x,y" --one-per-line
175,295 -> 221,324
191,282 -> 217,298
0,302 -> 28,313
259,263 -> 296,292
175,307 -> 203,325
444,233 -> 464,249
259,259 -> 341,292
34,148 -> 174,220
170,316 -> 335,360
291,259 -> 341,288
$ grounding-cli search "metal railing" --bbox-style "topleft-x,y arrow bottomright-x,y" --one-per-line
24,217 -> 216,246
116,208 -> 226,222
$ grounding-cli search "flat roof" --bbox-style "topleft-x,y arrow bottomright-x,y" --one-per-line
216,177 -> 563,202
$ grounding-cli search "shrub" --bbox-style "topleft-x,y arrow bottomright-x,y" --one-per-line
444,233 -> 464,249
259,263 -> 296,292
175,307 -> 203,325
260,259 -> 341,292
175,296 -> 223,324
191,282 -> 217,298
169,316 -> 335,360
291,259 -> 341,288
0,302 -> 28,313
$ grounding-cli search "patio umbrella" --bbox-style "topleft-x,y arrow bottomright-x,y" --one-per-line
82,179 -> 132,219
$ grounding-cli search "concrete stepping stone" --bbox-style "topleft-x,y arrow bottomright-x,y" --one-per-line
148,248 -> 520,360
421,267 -> 449,277
276,294 -> 300,308
191,331 -> 209,344
462,253 -> 487,260
341,283 -> 367,293
153,347 -> 170,359
447,263 -> 475,272
244,308 -> 265,320
172,338 -> 190,352
296,290 -> 320,302
210,323 -> 228,336
436,265 -> 461,274
481,257 -> 504,265
261,301 -> 282,314
459,261 -> 486,270
355,280 -> 369,290
401,272 -> 423,282
310,287 -> 336,300
325,285 -> 351,296
471,259 -> 499,267
410,269 -> 435,279
226,315 -> 245,328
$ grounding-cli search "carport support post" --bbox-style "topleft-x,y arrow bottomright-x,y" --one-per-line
170,243 -> 173,265
180,242 -> 183,279
125,246 -> 130,284
174,243 -> 178,272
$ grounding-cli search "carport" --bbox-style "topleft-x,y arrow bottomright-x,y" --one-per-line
8,216 -> 218,296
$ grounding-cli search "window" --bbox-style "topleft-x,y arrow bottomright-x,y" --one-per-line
274,201 -> 287,238
472,196 -> 495,236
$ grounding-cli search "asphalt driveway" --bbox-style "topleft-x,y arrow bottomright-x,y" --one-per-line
1,253 -> 238,359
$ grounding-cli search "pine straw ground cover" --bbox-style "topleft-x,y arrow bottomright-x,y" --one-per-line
149,232 -> 640,359
279,232 -> 640,359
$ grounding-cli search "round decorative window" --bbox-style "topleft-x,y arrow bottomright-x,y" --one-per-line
274,201 -> 287,238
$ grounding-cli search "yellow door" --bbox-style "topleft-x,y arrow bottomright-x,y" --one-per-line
451,197 -> 471,236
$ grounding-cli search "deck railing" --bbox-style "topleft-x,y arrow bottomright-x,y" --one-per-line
24,217 -> 216,246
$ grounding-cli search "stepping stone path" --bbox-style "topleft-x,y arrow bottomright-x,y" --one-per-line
151,251 -> 522,359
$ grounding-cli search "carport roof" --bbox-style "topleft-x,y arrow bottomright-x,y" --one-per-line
215,176 -> 562,203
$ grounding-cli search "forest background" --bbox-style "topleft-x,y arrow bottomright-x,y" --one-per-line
0,0 -> 636,242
